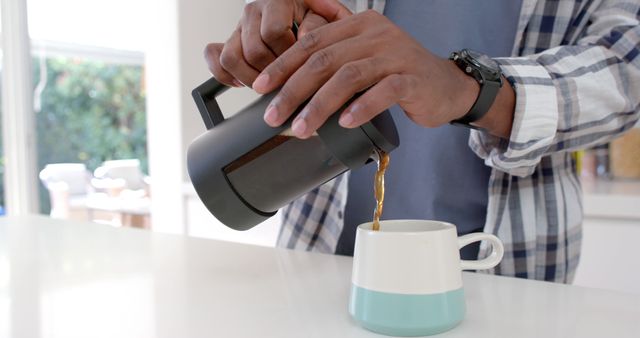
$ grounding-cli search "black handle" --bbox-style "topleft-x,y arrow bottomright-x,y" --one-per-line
192,77 -> 230,130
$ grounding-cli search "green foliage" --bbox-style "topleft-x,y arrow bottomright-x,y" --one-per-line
35,57 -> 147,172
0,56 -> 147,211
35,56 -> 147,212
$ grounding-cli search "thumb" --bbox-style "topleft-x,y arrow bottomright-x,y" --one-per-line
304,0 -> 352,22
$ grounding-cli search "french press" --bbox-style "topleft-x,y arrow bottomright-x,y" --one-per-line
187,78 -> 399,231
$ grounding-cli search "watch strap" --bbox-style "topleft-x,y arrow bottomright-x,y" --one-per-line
452,78 -> 501,126
449,49 -> 503,128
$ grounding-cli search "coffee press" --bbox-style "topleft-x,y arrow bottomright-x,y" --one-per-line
187,77 -> 399,231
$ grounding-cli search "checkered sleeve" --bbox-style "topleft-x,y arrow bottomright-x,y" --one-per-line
470,0 -> 640,177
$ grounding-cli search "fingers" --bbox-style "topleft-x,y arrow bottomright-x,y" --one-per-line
253,16 -> 361,94
241,3 -> 277,70
205,0 -> 353,89
298,10 -> 328,38
260,0 -> 297,55
204,43 -> 242,87
262,37 -> 374,128
339,74 -> 411,128
292,58 -> 390,137
220,28 -> 261,86
304,0 -> 352,21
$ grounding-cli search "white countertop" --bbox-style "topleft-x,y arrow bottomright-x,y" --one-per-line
1,215 -> 639,338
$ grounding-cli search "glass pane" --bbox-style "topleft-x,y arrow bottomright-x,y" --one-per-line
27,0 -> 147,51
28,0 -> 149,223
33,55 -> 147,217
225,135 -> 346,213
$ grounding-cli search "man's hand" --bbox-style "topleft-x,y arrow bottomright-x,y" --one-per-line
204,0 -> 350,88
253,9 -> 515,139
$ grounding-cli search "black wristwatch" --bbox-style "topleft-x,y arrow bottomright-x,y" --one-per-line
449,49 -> 503,129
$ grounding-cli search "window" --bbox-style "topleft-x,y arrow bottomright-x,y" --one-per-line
27,0 -> 148,52
0,0 -> 148,216
27,0 -> 148,214
33,54 -> 147,212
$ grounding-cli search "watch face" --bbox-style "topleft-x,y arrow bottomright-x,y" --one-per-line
465,49 -> 501,75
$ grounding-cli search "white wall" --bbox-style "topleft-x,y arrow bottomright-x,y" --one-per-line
146,0 -> 259,233
573,218 -> 640,295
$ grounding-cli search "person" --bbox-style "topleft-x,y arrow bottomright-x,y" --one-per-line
204,0 -> 640,283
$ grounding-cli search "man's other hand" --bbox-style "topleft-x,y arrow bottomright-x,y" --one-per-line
204,0 -> 351,88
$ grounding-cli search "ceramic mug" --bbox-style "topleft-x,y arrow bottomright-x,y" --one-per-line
349,220 -> 504,337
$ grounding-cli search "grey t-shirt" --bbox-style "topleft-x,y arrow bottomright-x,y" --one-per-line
338,0 -> 522,257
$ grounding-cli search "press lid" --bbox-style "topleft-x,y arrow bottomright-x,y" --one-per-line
316,102 -> 400,170
361,110 -> 400,154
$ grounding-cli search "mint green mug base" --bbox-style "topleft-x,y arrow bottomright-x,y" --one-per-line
349,285 -> 465,337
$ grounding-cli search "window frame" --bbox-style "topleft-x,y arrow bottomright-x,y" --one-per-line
1,0 -> 39,214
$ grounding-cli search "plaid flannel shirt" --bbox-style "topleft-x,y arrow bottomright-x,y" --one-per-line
278,0 -> 640,283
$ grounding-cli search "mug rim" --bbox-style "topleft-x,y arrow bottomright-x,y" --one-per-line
358,219 -> 456,234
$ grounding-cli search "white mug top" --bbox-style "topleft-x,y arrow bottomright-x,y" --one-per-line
352,220 -> 503,294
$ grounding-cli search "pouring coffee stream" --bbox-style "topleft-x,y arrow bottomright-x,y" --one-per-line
372,150 -> 390,231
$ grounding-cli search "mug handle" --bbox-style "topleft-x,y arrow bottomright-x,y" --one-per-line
458,233 -> 504,271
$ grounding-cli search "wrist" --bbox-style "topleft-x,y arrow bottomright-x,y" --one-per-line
472,76 -> 515,138
445,52 -> 514,139
446,59 -> 480,121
